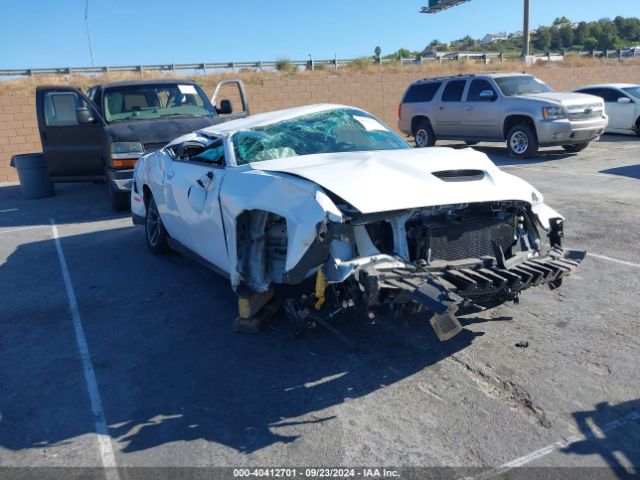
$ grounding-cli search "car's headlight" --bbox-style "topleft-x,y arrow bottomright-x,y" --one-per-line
111,142 -> 144,154
542,106 -> 567,120
111,142 -> 144,167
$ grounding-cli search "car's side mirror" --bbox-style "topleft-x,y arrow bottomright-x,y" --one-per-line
479,90 -> 497,101
617,97 -> 632,104
217,99 -> 233,115
76,107 -> 95,124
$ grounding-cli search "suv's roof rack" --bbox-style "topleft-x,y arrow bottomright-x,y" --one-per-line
418,73 -> 477,82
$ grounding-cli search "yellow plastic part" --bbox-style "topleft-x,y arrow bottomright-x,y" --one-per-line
314,266 -> 327,310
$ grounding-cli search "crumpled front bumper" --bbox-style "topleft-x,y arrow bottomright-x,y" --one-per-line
359,247 -> 586,340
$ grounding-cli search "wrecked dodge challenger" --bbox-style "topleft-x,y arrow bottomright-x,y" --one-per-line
131,104 -> 584,340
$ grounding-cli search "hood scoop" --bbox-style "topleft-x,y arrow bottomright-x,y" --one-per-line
432,169 -> 485,182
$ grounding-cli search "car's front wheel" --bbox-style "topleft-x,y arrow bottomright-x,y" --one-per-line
562,143 -> 590,153
413,120 -> 436,148
145,196 -> 169,254
506,124 -> 539,159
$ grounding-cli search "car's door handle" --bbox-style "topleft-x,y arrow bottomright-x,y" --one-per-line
464,106 -> 474,111
439,106 -> 445,110
196,171 -> 214,189
166,170 -> 175,179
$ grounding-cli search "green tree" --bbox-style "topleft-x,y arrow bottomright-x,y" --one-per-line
374,46 -> 382,63
553,16 -> 571,26
583,37 -> 598,51
574,21 -> 589,46
534,27 -> 551,51
559,25 -> 574,49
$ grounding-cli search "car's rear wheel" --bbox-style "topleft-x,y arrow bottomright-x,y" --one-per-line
145,196 -> 169,254
562,143 -> 590,153
506,124 -> 538,158
413,119 -> 436,148
108,182 -> 130,212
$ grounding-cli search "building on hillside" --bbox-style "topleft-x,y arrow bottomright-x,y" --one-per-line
481,32 -> 508,44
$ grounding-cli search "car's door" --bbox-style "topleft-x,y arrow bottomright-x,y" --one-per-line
602,89 -> 636,130
579,88 -> 635,131
461,79 -> 502,138
162,138 -> 229,271
35,86 -> 105,180
432,79 -> 466,137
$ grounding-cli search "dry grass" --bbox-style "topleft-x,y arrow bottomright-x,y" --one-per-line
1,57 -> 637,96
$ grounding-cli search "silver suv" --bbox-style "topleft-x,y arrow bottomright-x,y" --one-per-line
398,73 -> 608,158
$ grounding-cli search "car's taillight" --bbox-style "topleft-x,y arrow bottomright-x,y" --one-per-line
112,159 -> 138,168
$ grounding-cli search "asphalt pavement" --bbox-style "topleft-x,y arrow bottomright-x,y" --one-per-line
0,135 -> 639,479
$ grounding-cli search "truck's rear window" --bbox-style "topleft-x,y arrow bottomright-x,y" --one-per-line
403,82 -> 441,103
103,84 -> 216,123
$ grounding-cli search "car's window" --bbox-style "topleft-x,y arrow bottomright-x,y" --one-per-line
43,91 -> 93,127
494,76 -> 553,97
191,140 -> 225,166
467,79 -> 497,102
233,108 -> 410,165
403,82 -> 442,103
103,83 -> 216,123
622,86 -> 640,101
441,80 -> 466,102
579,88 -> 628,103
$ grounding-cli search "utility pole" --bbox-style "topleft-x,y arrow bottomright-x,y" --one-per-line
522,0 -> 530,57
85,0 -> 96,68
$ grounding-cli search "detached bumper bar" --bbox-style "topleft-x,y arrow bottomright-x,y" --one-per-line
363,248 -> 586,340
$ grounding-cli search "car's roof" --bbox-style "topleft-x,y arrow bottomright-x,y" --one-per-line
97,78 -> 199,89
574,83 -> 638,90
413,72 -> 533,84
199,104 -> 363,136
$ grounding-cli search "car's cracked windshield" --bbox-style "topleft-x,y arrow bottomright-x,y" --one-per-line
103,83 -> 217,123
232,108 -> 410,165
494,76 -> 554,97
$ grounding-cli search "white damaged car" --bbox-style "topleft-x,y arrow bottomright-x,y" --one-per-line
132,104 -> 584,340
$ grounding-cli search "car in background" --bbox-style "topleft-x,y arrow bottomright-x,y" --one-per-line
398,73 -> 608,158
573,84 -> 640,136
132,104 -> 583,341
35,79 -> 249,210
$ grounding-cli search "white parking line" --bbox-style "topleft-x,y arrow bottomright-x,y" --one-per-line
588,252 -> 640,269
51,220 -> 120,477
470,410 -> 640,480
0,225 -> 49,235
0,208 -> 19,213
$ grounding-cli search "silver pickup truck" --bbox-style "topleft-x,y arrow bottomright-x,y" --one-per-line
398,73 -> 608,158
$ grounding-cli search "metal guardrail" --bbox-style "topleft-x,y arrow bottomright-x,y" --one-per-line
0,49 -> 637,77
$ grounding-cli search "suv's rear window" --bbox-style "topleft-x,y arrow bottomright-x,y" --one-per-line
403,82 -> 441,103
442,80 -> 466,102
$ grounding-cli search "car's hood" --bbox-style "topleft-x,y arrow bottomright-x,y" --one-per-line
254,148 -> 538,214
106,116 -> 217,143
520,91 -> 602,106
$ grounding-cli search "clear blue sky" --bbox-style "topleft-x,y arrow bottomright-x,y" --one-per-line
1,0 -> 637,68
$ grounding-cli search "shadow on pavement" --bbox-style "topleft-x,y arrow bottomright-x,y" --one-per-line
600,164 -> 640,180
562,399 -> 640,479
0,182 -> 127,229
0,227 -> 480,456
597,134 -> 639,143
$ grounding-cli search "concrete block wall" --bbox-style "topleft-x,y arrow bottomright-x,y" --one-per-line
1,64 -> 639,183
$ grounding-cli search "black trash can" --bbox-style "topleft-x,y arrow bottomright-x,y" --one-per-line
10,153 -> 55,199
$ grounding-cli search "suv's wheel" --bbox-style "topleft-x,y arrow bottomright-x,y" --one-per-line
145,196 -> 169,254
562,143 -> 590,153
108,182 -> 130,211
413,120 -> 436,148
506,124 -> 538,158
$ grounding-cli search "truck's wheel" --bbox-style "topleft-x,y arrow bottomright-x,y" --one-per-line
506,124 -> 538,159
108,183 -> 130,211
145,196 -> 169,254
413,119 -> 436,148
562,143 -> 590,153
